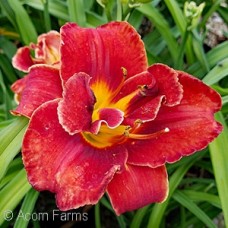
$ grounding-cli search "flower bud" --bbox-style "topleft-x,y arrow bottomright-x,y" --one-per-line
184,1 -> 205,30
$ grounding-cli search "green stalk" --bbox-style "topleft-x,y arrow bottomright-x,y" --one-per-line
95,202 -> 101,228
174,28 -> 190,69
192,30 -> 210,73
164,0 -> 194,65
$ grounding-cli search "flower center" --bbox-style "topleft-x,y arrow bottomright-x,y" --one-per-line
82,120 -> 169,149
81,68 -> 169,149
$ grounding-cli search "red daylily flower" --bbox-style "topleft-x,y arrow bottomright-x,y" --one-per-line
11,31 -> 60,104
13,30 -> 60,72
12,22 -> 222,215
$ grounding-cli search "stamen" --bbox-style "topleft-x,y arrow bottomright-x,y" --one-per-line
124,126 -> 131,137
110,67 -> 127,100
126,127 -> 170,140
133,119 -> 143,130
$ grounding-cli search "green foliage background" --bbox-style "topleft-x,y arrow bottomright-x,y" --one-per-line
0,0 -> 228,227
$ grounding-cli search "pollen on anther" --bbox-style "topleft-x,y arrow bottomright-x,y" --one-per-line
121,67 -> 127,78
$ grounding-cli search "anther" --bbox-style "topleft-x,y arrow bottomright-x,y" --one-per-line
121,67 -> 127,78
124,126 -> 131,137
126,127 -> 170,140
138,85 -> 149,96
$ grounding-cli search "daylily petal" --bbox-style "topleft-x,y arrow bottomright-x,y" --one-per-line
12,47 -> 41,72
11,76 -> 28,104
113,71 -> 162,125
112,71 -> 156,102
177,71 -> 222,112
60,21 -> 147,92
127,72 -> 222,167
34,31 -> 60,65
23,99 -> 128,210
107,164 -> 168,215
148,64 -> 183,106
114,65 -> 183,125
57,72 -> 96,135
11,65 -> 62,117
91,108 -> 124,134
12,31 -> 60,72
123,95 -> 164,126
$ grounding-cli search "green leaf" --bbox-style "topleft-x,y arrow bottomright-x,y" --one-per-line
181,190 -> 221,209
100,197 -> 126,227
200,0 -> 221,29
0,158 -> 23,189
163,0 -> 194,67
212,85 -> 228,96
25,0 -> 69,21
222,95 -> 228,105
192,31 -> 209,73
86,11 -> 107,27
0,70 -> 13,120
0,0 -> 17,29
0,54 -> 18,83
218,5 -> 228,24
0,119 -> 14,129
0,169 -> 31,225
0,37 -> 17,60
173,190 -> 216,228
164,0 -> 186,33
203,58 -> 228,85
24,0 -> 106,27
187,41 -> 228,77
0,117 -> 28,155
0,124 -> 27,181
209,112 -> 228,227
7,0 -> 37,44
128,10 -> 144,30
67,0 -> 86,26
147,154 -> 201,228
130,205 -> 150,228
137,3 -> 179,62
14,189 -> 39,228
